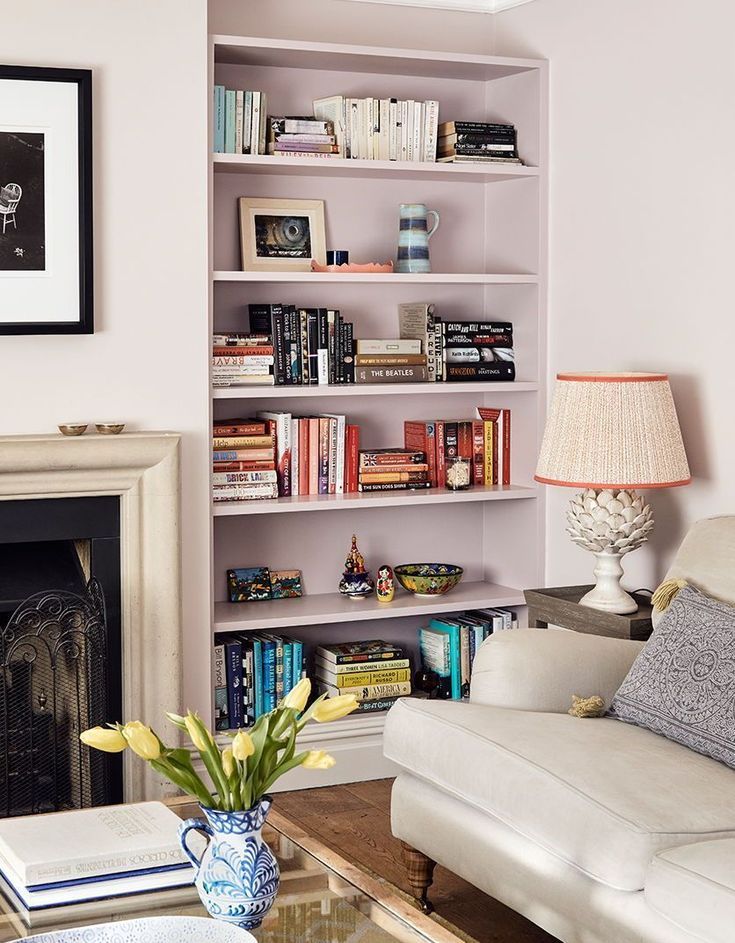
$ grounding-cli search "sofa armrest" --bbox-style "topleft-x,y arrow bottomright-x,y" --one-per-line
470,629 -> 643,713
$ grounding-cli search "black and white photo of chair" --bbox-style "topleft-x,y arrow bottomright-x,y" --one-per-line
0,183 -> 22,234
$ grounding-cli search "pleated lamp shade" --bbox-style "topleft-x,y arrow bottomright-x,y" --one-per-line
535,372 -> 691,489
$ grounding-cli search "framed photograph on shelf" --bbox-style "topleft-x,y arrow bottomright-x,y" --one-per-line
0,65 -> 93,334
238,197 -> 326,272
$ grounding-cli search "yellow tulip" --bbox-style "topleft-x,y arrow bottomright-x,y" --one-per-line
232,730 -> 254,761
221,747 -> 235,778
122,721 -> 161,761
302,750 -> 336,770
80,726 -> 128,753
184,713 -> 211,753
281,677 -> 311,712
310,694 -> 359,723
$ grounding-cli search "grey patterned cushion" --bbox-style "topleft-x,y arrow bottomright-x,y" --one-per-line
611,585 -> 735,768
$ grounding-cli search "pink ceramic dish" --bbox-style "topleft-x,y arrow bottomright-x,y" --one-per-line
310,260 -> 394,273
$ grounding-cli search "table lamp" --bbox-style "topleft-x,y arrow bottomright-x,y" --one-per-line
534,372 -> 690,614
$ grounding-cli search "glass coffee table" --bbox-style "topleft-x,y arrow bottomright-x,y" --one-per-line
0,807 -> 474,943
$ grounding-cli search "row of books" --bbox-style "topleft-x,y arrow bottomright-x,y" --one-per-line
213,86 -> 268,155
315,640 -> 411,708
0,802 -> 193,920
247,304 -> 357,385
358,448 -> 429,493
214,633 -> 305,729
419,608 -> 518,699
437,120 -> 522,165
212,417 -> 278,503
268,115 -> 338,157
404,407 -> 512,488
312,95 -> 440,162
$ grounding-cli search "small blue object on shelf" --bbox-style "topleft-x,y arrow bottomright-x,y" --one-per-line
326,249 -> 349,265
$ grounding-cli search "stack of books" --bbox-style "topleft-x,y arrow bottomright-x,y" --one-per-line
213,86 -> 267,155
212,332 -> 275,387
419,608 -> 518,699
313,95 -> 439,162
437,120 -> 521,164
267,116 -> 338,158
0,802 -> 194,924
442,321 -> 515,382
212,418 -> 278,503
354,339 -> 428,385
249,304 -> 355,385
398,304 -> 516,383
404,409 -> 511,488
358,448 -> 430,493
315,641 -> 412,713
215,634 -> 304,729
250,409 -> 360,497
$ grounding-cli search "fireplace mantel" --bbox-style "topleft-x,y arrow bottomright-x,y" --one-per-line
0,432 -> 182,801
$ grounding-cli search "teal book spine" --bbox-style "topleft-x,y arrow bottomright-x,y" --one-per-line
429,619 -> 461,699
282,641 -> 293,697
262,639 -> 276,712
224,89 -> 236,154
253,637 -> 264,718
213,85 -> 225,153
292,639 -> 303,688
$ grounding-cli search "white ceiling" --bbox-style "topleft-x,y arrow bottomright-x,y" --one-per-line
340,0 -> 537,13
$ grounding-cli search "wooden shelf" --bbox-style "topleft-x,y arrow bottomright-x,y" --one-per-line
213,153 -> 539,183
212,483 -> 537,516
214,579 -> 524,632
213,271 -> 538,284
212,381 -> 538,399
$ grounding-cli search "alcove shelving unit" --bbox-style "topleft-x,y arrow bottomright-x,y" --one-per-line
208,35 -> 548,788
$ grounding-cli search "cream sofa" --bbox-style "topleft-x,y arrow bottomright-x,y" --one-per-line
384,516 -> 735,943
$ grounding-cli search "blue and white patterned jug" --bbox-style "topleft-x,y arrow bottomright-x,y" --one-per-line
396,203 -> 440,273
178,798 -> 280,930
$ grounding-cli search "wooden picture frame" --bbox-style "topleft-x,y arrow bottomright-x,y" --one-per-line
238,197 -> 326,272
0,65 -> 93,334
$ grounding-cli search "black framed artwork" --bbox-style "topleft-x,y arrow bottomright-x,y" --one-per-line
0,65 -> 93,334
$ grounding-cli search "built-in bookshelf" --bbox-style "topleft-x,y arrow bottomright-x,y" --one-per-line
208,34 -> 548,787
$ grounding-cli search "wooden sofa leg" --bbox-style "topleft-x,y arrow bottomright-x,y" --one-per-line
400,841 -> 436,914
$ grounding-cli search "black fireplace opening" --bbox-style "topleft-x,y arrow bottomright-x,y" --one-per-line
0,497 -> 123,815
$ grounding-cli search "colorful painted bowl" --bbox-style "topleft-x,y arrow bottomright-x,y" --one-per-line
394,563 -> 464,598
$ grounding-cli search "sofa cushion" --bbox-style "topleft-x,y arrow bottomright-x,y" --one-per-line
383,697 -> 735,891
645,839 -> 735,943
611,585 -> 735,769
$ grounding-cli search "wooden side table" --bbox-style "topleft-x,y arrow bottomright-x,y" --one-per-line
524,585 -> 653,640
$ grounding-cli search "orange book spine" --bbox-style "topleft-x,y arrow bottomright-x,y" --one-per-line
471,420 -> 485,486
502,408 -> 511,486
435,420 -> 446,488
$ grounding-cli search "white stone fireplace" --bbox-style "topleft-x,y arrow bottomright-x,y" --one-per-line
0,432 -> 182,801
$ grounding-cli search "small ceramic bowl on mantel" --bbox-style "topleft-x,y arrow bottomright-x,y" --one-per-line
95,422 -> 126,435
394,563 -> 464,598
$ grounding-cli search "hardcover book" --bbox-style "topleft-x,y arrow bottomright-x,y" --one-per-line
316,640 -> 405,665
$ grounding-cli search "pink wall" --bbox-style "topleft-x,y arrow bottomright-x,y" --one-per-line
494,0 -> 735,590
0,1 -> 212,716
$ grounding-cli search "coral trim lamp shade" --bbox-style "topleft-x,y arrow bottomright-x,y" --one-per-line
535,373 -> 690,614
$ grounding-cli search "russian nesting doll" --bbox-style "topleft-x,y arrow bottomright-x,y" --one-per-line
376,564 -> 395,603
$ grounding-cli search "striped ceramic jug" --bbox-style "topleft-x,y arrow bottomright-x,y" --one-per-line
396,203 -> 440,273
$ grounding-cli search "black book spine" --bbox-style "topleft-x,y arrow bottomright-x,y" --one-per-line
288,306 -> 301,385
299,309 -> 310,385
444,363 -> 516,381
443,421 -> 458,462
271,305 -> 286,385
336,313 -> 344,384
344,322 -> 355,383
444,336 -> 514,348
248,303 -> 271,335
307,310 -> 319,385
453,132 -> 517,145
446,121 -> 515,133
443,322 -> 514,333
450,146 -> 518,158
318,308 -> 328,382
282,307 -> 293,385
328,310 -> 337,385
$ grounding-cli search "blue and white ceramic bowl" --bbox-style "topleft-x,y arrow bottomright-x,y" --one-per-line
19,915 -> 256,943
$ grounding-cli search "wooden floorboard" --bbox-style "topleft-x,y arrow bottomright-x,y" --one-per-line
275,779 -> 557,943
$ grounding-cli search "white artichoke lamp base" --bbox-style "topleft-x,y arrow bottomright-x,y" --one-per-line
566,488 -> 654,616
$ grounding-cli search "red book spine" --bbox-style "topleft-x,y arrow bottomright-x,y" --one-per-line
298,419 -> 309,496
435,420 -> 446,488
345,425 -> 360,494
471,420 -> 485,486
502,408 -> 511,486
213,461 -> 276,472
308,419 -> 320,495
404,421 -> 437,487
213,422 -> 268,436
457,421 -> 473,462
